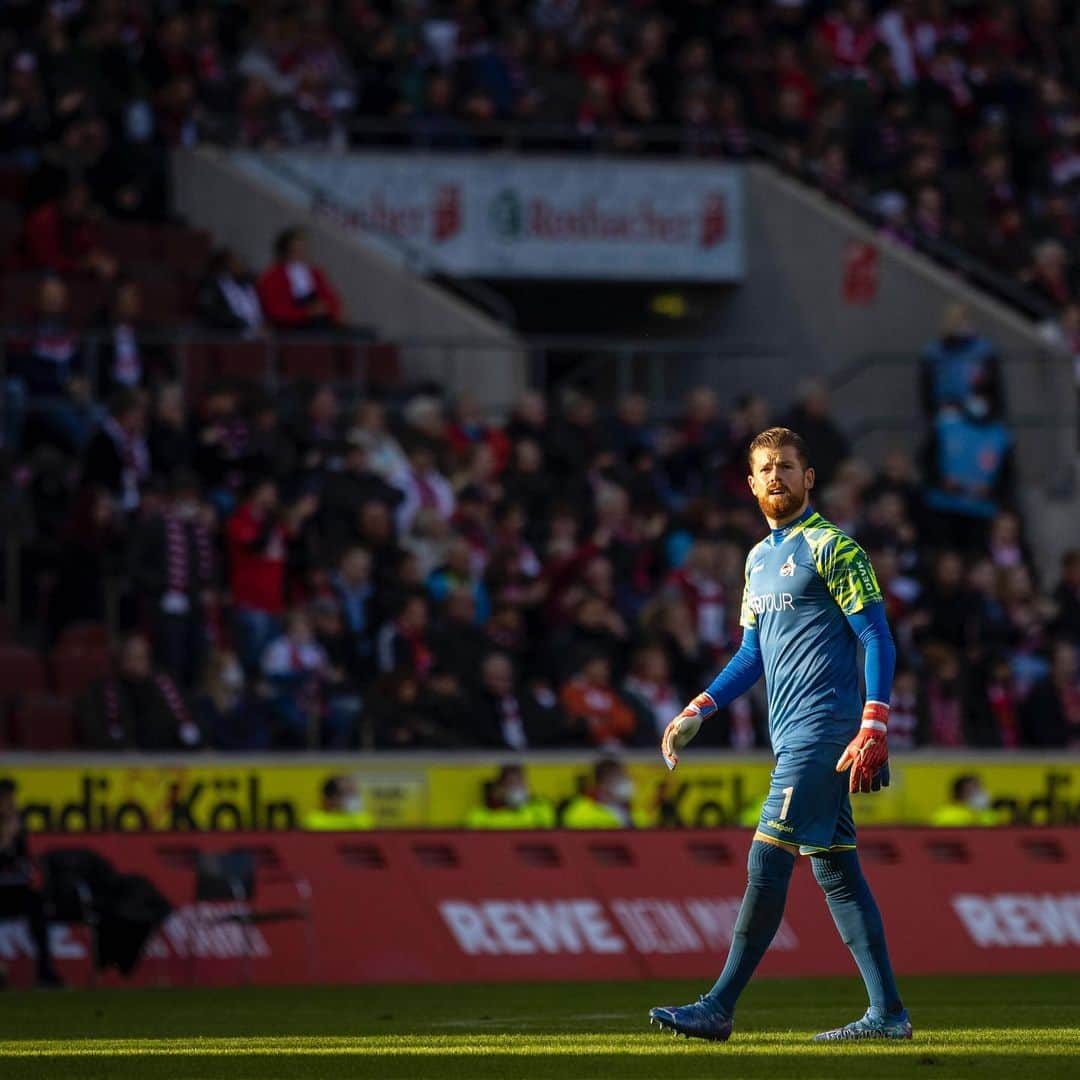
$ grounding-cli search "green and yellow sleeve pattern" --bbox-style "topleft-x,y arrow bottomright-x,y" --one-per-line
807,527 -> 883,616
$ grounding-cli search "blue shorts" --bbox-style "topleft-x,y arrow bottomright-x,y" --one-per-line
755,743 -> 857,855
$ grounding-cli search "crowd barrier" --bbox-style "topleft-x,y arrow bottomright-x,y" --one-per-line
6,754 -> 1080,829
1,828 -> 1078,988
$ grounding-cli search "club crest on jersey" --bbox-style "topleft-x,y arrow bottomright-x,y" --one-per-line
780,554 -> 796,577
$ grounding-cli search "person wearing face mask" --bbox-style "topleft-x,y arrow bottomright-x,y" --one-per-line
464,765 -> 554,829
561,758 -> 650,829
930,774 -> 1004,826
195,647 -> 269,750
303,776 -> 374,830
132,469 -> 216,689
922,392 -> 1015,552
920,303 -> 1002,419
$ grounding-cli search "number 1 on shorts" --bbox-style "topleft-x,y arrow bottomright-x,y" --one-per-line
780,785 -> 794,821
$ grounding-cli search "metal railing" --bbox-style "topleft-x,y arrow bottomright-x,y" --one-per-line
0,328 -> 1072,419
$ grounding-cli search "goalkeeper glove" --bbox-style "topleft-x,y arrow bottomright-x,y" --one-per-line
836,702 -> 890,794
870,761 -> 891,792
660,693 -> 715,771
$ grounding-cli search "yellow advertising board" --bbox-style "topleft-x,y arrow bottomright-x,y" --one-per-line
2,755 -> 1078,832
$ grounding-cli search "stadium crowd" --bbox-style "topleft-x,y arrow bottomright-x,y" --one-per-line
2,328 -> 1078,752
0,0 -> 1077,333
0,0 -> 1077,755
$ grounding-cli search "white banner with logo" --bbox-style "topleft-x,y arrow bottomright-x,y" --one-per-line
230,151 -> 745,281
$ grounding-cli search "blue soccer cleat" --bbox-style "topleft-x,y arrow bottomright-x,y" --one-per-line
649,996 -> 733,1041
813,1007 -> 912,1041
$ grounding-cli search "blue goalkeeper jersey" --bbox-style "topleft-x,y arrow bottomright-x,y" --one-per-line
739,507 -> 883,753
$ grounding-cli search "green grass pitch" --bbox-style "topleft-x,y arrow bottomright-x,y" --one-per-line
0,974 -> 1077,1079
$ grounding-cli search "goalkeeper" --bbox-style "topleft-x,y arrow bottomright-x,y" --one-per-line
649,427 -> 910,1043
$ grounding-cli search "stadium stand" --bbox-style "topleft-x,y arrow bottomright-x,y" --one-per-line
0,2 -> 1077,753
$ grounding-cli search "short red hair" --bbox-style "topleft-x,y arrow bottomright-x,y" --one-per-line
747,427 -> 810,469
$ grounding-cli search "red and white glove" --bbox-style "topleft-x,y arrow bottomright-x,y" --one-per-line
836,702 -> 890,794
661,693 -> 715,771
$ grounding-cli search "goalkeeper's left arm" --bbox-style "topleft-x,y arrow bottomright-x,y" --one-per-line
661,629 -> 764,770
835,602 -> 897,794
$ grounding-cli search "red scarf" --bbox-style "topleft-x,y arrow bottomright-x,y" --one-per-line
165,511 -> 214,595
987,683 -> 1018,748
105,674 -> 186,741
403,629 -> 433,679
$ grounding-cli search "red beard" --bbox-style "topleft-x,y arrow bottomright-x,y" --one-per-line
756,485 -> 804,520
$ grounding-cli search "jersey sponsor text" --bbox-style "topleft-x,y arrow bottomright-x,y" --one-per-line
748,592 -> 795,615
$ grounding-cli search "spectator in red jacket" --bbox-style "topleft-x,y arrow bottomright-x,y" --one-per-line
22,181 -> 116,279
817,0 -> 878,73
226,478 -> 318,670
256,227 -> 342,330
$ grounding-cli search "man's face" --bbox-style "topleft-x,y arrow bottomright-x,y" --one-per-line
447,589 -> 475,624
1052,644 -> 1077,683
253,482 -> 278,512
64,184 -> 89,218
310,388 -> 337,423
583,657 -> 610,686
116,283 -> 141,321
599,765 -> 631,803
120,404 -> 146,436
447,540 -> 471,574
39,278 -> 68,317
482,655 -> 513,696
748,446 -> 813,522
327,778 -> 355,811
516,392 -> 546,426
0,790 -> 15,819
341,549 -> 371,585
402,599 -> 427,633
501,767 -> 528,807
936,553 -> 963,588
345,447 -> 368,475
960,778 -> 990,810
121,638 -> 152,679
360,501 -> 390,541
411,448 -> 434,474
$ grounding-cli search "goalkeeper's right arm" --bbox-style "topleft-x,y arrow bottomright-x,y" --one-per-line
661,628 -> 764,770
